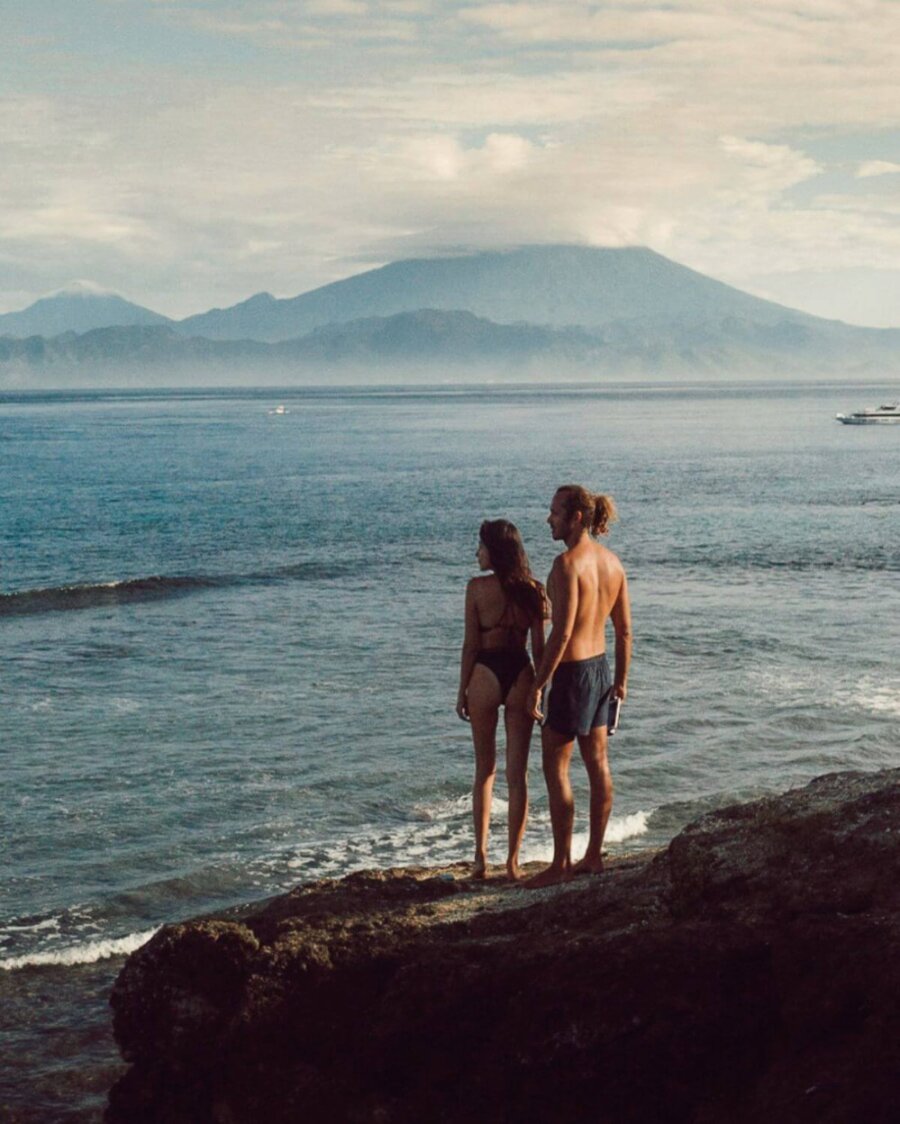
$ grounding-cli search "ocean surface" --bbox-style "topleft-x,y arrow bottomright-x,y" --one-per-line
2,381 -> 898,1120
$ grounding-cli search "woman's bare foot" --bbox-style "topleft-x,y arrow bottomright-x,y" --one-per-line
472,857 -> 488,880
506,859 -> 522,882
524,863 -> 571,890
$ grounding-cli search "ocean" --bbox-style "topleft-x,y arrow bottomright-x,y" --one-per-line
1,381 -> 898,1120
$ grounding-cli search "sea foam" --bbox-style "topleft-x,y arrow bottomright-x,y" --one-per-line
272,803 -> 651,883
520,810 -> 650,864
605,810 -> 651,844
0,928 -> 158,972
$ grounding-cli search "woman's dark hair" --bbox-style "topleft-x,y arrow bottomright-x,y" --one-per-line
555,484 -> 618,536
479,519 -> 545,620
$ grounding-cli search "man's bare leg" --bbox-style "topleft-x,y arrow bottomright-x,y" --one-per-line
573,726 -> 613,875
525,726 -> 575,889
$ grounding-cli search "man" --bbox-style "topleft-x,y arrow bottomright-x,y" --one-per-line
525,484 -> 632,888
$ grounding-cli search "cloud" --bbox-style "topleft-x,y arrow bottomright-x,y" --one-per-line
152,0 -> 420,48
305,0 -> 370,14
857,160 -> 900,178
1,0 -> 900,322
459,1 -> 900,131
718,137 -> 822,196
398,132 -> 536,181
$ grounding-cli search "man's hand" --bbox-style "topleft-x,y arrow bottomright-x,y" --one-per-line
456,694 -> 470,722
526,686 -> 544,721
614,682 -> 627,703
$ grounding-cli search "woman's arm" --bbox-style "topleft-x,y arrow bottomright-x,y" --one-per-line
529,584 -> 547,667
457,579 -> 480,721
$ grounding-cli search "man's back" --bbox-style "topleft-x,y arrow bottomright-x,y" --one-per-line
550,538 -> 627,663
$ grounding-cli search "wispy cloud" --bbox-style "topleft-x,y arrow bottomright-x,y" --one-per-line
1,0 -> 899,321
718,137 -> 822,196
857,160 -> 900,178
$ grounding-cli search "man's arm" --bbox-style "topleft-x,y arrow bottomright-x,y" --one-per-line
610,571 -> 632,701
526,558 -> 577,719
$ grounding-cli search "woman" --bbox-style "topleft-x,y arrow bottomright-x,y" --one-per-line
457,519 -> 546,880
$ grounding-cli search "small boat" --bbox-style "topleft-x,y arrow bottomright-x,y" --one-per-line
835,401 -> 900,425
268,404 -> 289,416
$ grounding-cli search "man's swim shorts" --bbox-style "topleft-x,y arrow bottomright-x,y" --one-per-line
545,654 -> 613,737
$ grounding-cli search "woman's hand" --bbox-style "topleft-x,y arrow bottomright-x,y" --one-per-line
526,686 -> 543,722
456,693 -> 470,722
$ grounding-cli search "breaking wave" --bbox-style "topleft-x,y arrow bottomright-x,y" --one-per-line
0,575 -> 222,616
0,561 -> 359,618
0,928 -> 158,972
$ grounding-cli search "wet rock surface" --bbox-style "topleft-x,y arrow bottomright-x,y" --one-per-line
107,769 -> 900,1123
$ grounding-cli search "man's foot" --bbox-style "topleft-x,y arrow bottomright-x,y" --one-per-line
471,858 -> 488,880
506,859 -> 522,883
572,855 -> 604,876
524,864 -> 571,890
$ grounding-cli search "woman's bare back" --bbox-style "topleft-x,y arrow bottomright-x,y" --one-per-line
471,574 -> 532,650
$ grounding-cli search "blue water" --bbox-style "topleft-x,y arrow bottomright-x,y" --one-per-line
1,381 -> 898,1116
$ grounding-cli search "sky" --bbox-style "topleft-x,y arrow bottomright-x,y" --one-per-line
3,0 -> 900,325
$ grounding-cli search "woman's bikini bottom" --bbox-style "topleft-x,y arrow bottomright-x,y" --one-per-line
474,648 -> 531,702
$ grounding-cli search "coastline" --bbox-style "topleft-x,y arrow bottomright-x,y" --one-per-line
4,766 -> 899,1121
106,767 -> 900,1124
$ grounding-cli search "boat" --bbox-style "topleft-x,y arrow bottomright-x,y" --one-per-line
835,401 -> 900,425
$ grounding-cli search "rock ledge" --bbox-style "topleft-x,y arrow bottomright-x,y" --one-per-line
107,769 -> 900,1123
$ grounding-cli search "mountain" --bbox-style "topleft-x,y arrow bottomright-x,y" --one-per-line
176,245 -> 826,343
0,281 -> 171,337
3,308 -> 900,389
4,246 -> 900,388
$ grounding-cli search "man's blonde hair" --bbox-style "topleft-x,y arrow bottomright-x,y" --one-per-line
555,484 -> 618,537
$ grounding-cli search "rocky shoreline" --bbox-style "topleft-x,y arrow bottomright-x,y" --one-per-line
107,768 -> 900,1123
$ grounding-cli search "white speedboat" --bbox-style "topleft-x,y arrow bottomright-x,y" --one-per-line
835,401 -> 900,425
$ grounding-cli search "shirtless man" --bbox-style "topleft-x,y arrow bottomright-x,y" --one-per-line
525,484 -> 632,888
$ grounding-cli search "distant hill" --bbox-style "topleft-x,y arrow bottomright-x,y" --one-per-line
0,281 -> 170,337
176,245 -> 826,343
277,309 -> 594,363
3,308 -> 900,389
0,326 -> 266,387
0,316 -> 582,386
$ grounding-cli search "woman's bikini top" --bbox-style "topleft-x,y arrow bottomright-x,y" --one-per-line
478,596 -> 530,650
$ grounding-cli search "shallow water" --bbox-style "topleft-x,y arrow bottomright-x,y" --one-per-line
1,380 -> 898,1118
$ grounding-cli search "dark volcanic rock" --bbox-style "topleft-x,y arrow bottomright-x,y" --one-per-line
107,770 -> 900,1123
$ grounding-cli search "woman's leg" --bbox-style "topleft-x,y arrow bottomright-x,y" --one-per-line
466,664 -> 501,876
503,669 -> 536,880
